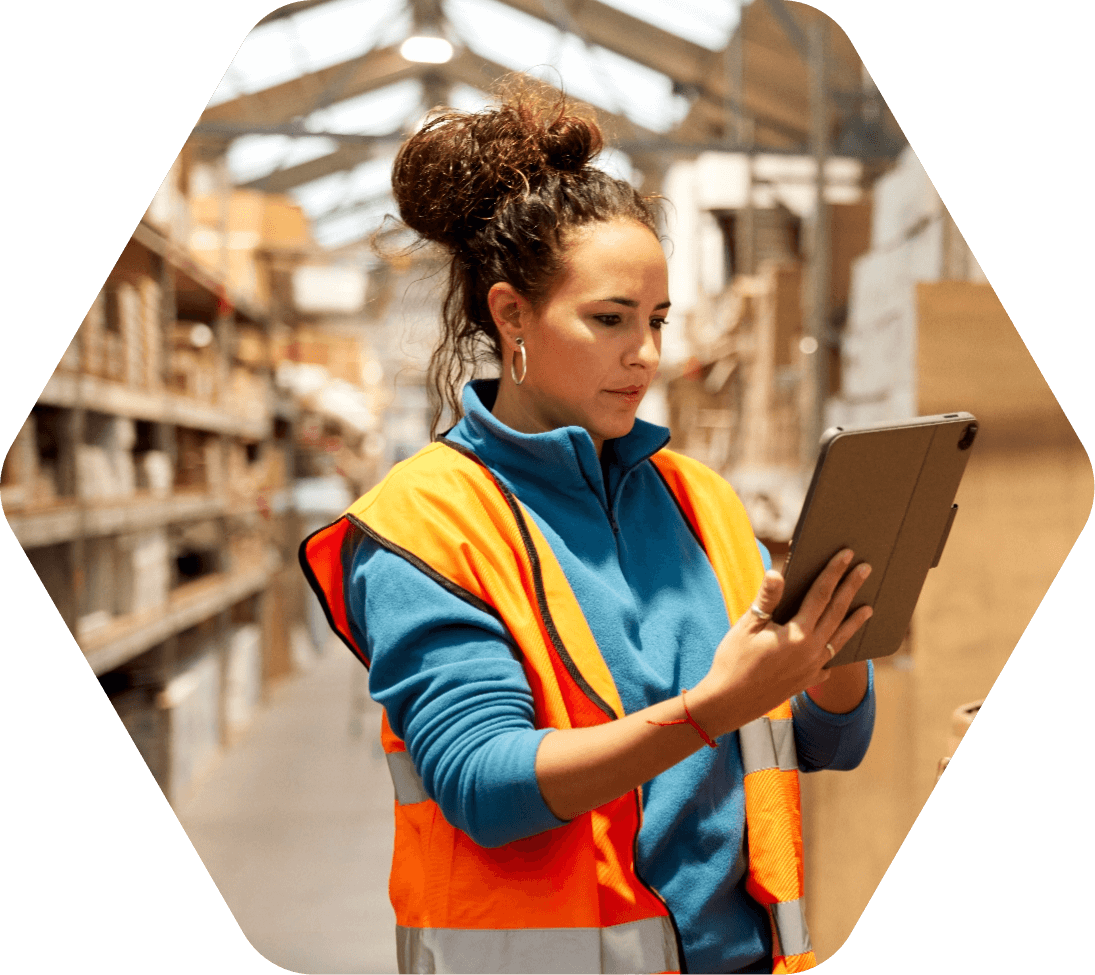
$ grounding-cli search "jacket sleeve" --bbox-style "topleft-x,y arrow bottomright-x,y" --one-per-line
346,534 -> 568,848
790,660 -> 876,772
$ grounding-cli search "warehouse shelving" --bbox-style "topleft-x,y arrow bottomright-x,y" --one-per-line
2,186 -> 305,805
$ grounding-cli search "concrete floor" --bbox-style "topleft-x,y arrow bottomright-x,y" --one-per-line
177,643 -> 398,975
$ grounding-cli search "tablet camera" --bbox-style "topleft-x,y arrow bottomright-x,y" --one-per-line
957,423 -> 978,450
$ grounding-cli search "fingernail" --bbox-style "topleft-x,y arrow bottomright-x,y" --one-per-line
858,564 -> 872,578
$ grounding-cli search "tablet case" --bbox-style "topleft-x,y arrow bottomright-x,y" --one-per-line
772,412 -> 978,667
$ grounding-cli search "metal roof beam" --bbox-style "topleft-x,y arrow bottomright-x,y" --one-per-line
496,0 -> 721,95
240,143 -> 382,193
200,44 -> 415,126
761,0 -> 809,63
193,122 -> 403,145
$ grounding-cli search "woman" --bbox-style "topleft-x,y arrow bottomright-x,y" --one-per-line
301,88 -> 875,975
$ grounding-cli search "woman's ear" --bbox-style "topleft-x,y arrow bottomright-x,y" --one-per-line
488,281 -> 529,350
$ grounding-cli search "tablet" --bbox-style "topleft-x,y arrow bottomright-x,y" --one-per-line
772,412 -> 978,667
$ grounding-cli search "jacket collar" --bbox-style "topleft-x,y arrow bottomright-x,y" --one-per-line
446,379 -> 671,508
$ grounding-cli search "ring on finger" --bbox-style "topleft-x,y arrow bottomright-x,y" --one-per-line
825,642 -> 837,659
749,604 -> 772,622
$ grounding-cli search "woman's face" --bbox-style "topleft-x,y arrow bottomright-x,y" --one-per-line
495,218 -> 670,452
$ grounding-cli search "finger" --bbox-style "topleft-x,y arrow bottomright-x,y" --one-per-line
826,604 -> 874,655
816,562 -> 872,638
745,570 -> 784,629
794,549 -> 854,631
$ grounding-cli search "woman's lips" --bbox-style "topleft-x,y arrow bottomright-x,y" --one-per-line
605,386 -> 644,402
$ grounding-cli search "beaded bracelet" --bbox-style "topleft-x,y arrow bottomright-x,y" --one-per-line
646,688 -> 718,749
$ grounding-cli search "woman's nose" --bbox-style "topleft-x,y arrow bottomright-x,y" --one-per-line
632,324 -> 660,370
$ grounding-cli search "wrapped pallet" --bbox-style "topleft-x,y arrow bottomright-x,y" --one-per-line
138,450 -> 173,496
75,444 -> 114,500
158,651 -> 222,805
79,415 -> 136,499
224,623 -> 263,741
116,528 -> 171,615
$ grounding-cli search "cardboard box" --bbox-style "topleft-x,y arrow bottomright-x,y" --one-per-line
169,325 -> 219,401
139,275 -> 163,388
175,428 -> 210,490
234,326 -> 267,368
828,202 -> 872,311
274,328 -> 365,387
262,194 -> 312,250
118,280 -> 144,387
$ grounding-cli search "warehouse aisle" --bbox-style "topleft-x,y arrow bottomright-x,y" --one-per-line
177,641 -> 398,974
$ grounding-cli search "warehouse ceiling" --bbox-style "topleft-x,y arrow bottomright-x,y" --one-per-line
193,0 -> 903,249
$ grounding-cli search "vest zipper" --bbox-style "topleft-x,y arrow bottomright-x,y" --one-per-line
632,790 -> 688,973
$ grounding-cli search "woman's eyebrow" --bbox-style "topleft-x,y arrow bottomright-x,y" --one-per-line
599,297 -> 672,310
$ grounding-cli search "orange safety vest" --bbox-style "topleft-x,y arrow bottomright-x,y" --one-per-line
300,439 -> 816,974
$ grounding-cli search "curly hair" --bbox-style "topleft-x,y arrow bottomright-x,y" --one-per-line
390,80 -> 661,437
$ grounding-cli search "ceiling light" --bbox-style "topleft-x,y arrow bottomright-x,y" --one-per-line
400,35 -> 453,64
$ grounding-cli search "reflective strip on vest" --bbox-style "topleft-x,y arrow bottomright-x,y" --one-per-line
768,898 -> 812,959
739,716 -> 797,775
386,750 -> 429,806
396,916 -> 679,974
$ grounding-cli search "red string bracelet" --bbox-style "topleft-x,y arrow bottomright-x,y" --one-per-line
646,688 -> 718,749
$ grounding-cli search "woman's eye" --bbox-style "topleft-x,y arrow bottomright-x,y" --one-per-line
650,318 -> 668,330
594,314 -> 622,327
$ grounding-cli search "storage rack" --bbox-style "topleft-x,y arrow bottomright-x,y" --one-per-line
2,212 -> 304,805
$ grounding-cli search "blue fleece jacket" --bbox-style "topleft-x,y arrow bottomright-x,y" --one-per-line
347,379 -> 875,975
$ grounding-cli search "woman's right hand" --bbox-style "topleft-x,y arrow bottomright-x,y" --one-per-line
688,549 -> 874,738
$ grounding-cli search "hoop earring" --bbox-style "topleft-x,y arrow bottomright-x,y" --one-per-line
511,337 -> 527,386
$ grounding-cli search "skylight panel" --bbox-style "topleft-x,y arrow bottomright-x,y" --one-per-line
206,0 -> 408,108
447,0 -> 689,132
290,0 -> 405,69
308,79 -> 423,135
313,197 -> 397,248
593,0 -> 740,52
226,134 -> 340,185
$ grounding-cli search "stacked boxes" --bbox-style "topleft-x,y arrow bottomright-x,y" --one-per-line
77,415 -> 137,501
79,275 -> 163,388
227,367 -> 268,421
139,276 -> 163,389
190,190 -> 270,310
175,428 -> 215,491
117,280 -> 144,388
169,322 -> 219,402
827,147 -> 987,428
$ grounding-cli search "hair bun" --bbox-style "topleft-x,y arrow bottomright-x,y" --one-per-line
539,116 -> 599,173
391,84 -> 605,250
